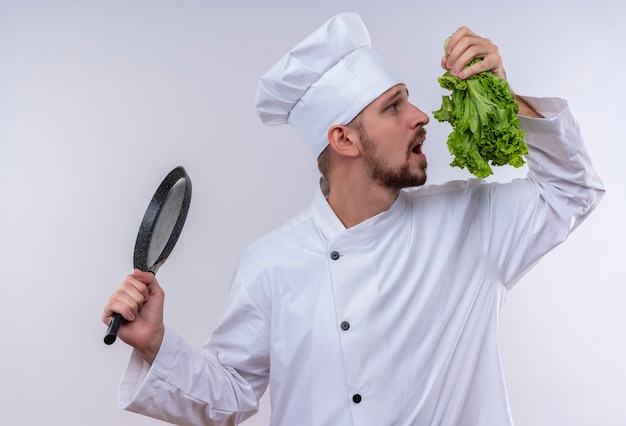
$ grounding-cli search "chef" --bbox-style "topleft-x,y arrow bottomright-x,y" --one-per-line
103,12 -> 605,426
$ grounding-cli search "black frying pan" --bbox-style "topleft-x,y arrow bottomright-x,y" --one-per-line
104,166 -> 192,345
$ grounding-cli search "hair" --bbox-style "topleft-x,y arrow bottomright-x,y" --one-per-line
317,113 -> 364,179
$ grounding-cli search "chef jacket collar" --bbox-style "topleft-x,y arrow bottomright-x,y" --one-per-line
312,185 -> 409,245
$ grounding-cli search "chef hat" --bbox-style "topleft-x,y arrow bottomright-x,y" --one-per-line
255,12 -> 403,158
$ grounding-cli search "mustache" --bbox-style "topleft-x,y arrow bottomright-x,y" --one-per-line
411,127 -> 426,143
408,127 -> 427,151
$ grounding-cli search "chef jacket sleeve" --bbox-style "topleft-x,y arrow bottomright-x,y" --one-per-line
472,96 -> 605,289
118,324 -> 262,426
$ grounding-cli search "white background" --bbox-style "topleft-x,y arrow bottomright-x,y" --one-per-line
1,1 -> 624,425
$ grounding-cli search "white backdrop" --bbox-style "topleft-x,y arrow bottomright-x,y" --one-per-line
1,1 -> 624,425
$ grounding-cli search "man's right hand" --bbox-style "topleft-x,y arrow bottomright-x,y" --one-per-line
102,269 -> 165,364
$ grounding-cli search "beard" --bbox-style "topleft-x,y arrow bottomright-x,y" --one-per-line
360,127 -> 428,190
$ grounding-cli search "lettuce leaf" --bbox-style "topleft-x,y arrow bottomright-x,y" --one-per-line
432,59 -> 527,178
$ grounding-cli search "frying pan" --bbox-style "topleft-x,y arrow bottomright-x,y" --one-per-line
104,166 -> 192,345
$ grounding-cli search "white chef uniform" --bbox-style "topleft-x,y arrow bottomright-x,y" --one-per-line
118,96 -> 604,425
116,12 -> 605,426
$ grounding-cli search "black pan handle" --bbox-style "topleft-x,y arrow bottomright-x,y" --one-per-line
104,313 -> 122,345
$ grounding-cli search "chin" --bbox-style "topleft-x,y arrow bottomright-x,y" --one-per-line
405,177 -> 427,188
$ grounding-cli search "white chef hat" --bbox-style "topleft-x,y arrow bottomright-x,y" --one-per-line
255,12 -> 403,158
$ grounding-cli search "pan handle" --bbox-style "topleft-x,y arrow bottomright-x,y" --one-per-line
104,313 -> 122,345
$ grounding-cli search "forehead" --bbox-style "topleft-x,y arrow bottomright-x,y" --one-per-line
345,83 -> 407,127
365,84 -> 408,110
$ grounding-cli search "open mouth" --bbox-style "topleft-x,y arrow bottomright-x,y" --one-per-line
410,139 -> 425,158
409,128 -> 426,157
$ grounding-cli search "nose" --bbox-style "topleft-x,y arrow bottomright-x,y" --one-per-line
409,102 -> 429,128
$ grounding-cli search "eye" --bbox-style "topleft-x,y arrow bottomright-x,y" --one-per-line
386,102 -> 399,112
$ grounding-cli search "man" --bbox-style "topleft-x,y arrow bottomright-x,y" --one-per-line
102,13 -> 604,426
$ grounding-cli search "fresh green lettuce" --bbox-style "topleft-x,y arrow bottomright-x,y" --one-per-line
432,58 -> 528,178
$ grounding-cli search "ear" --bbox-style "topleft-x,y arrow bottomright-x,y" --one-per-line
327,125 -> 360,158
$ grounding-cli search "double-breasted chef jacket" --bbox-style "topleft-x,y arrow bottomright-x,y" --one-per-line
119,97 -> 605,426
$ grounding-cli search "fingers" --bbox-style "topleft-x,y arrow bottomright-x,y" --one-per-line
102,271 -> 158,324
442,26 -> 505,80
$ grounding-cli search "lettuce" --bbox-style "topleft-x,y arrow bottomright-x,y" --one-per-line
432,59 -> 527,178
